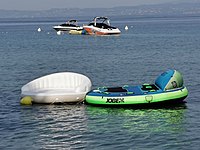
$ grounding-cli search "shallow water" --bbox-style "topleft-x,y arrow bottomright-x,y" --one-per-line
0,16 -> 200,149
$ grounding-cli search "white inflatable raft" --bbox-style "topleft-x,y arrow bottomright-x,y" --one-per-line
21,72 -> 92,104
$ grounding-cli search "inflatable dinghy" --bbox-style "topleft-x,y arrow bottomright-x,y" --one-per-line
85,70 -> 188,106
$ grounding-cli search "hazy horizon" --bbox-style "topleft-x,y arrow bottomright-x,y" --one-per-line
0,0 -> 199,11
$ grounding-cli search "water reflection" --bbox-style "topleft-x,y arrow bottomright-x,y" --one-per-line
3,103 -> 188,149
19,104 -> 88,149
86,104 -> 187,134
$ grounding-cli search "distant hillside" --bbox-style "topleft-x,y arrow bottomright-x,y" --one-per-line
0,2 -> 200,19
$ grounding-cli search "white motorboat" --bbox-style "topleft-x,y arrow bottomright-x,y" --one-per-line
53,20 -> 83,32
83,16 -> 121,35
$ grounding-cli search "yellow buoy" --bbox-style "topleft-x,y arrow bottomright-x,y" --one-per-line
20,96 -> 33,105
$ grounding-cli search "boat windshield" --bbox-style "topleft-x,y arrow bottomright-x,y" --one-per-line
94,17 -> 110,26
88,16 -> 117,29
68,20 -> 77,24
62,20 -> 77,25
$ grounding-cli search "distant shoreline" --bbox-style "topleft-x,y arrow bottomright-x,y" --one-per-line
0,15 -> 200,23
1,2 -> 200,19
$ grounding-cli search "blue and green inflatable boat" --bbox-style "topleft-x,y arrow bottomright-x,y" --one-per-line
85,70 -> 188,106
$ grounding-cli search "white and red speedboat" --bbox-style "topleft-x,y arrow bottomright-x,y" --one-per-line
83,17 -> 121,35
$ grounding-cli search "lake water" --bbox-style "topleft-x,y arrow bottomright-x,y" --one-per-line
0,16 -> 200,149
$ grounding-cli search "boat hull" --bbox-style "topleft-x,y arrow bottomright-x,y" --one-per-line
85,87 -> 188,106
83,26 -> 121,35
53,26 -> 83,32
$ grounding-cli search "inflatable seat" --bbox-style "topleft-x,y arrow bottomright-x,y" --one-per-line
21,72 -> 92,104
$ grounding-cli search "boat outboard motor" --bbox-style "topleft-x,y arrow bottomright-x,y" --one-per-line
155,70 -> 184,91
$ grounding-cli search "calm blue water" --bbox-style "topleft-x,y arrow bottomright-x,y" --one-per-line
0,16 -> 200,149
